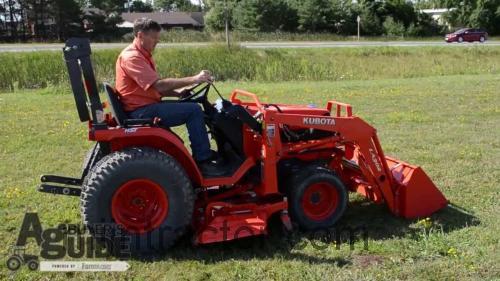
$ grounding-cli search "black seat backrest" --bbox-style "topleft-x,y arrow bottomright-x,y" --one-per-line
103,83 -> 127,126
64,38 -> 152,129
63,38 -> 104,127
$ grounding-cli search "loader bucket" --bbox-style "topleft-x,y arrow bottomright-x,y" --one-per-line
386,157 -> 448,218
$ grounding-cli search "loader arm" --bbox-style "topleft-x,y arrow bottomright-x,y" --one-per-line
269,101 -> 448,218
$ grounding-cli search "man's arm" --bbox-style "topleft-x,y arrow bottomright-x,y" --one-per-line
153,70 -> 212,97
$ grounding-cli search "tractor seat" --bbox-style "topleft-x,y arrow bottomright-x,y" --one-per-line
103,83 -> 155,127
103,83 -> 185,143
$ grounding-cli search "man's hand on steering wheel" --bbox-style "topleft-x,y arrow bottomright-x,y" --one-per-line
174,70 -> 213,99
193,70 -> 213,84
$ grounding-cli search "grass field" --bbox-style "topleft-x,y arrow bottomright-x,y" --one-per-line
0,73 -> 499,280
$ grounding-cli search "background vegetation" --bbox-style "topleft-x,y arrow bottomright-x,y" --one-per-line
1,0 -> 500,42
1,45 -> 499,92
205,0 -> 500,36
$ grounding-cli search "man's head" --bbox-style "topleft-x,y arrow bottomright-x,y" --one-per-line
133,18 -> 161,53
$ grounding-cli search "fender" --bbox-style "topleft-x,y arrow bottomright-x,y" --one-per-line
91,127 -> 203,185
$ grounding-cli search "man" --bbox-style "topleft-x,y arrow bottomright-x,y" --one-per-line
115,18 -> 223,176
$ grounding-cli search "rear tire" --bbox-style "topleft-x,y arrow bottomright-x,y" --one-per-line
6,256 -> 21,271
81,147 -> 194,256
480,36 -> 485,43
288,166 -> 348,230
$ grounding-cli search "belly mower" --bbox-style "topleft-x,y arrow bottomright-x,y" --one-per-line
38,38 -> 448,255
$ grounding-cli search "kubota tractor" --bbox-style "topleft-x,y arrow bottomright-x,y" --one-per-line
38,38 -> 448,255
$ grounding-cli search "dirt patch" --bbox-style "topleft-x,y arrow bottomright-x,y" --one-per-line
353,254 -> 385,267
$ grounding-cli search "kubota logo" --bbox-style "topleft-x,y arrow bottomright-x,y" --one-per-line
303,117 -> 335,126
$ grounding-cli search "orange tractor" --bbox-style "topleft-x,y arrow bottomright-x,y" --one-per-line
39,38 -> 448,255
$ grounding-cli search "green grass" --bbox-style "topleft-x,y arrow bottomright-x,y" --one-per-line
1,46 -> 500,91
1,73 -> 499,280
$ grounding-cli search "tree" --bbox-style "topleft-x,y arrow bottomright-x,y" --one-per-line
232,0 -> 298,32
356,0 -> 384,35
51,0 -> 83,40
204,0 -> 236,31
5,0 -> 18,39
294,0 -> 334,32
0,2 -> 5,37
441,0 -> 500,35
84,0 -> 126,41
406,11 -> 441,36
90,0 -> 127,14
329,0 -> 358,35
381,0 -> 417,28
154,0 -> 198,11
383,16 -> 405,36
130,0 -> 153,12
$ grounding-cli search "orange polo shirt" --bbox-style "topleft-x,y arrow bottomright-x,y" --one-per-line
115,40 -> 162,112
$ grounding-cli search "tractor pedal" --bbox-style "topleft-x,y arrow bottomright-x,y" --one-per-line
280,210 -> 293,231
38,184 -> 81,196
40,175 -> 82,186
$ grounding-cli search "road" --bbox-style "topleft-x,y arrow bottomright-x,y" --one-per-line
1,40 -> 499,52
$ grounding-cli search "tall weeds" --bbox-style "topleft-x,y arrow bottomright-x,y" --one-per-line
0,45 -> 498,92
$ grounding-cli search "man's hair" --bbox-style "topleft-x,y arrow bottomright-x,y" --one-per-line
133,18 -> 161,37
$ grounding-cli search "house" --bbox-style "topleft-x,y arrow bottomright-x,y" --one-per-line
119,12 -> 204,30
420,8 -> 456,28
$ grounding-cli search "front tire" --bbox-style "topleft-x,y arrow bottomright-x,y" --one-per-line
288,166 -> 348,230
458,36 -> 464,43
27,260 -> 38,271
81,147 -> 194,256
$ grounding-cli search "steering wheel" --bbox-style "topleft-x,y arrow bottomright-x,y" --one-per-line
178,83 -> 210,103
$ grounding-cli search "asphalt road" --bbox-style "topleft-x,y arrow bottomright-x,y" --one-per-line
1,40 -> 499,52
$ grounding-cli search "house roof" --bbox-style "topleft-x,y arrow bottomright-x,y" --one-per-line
190,12 -> 205,25
121,12 -> 204,27
83,7 -> 106,17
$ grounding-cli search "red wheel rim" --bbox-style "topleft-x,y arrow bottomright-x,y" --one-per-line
301,182 -> 339,221
111,179 -> 168,234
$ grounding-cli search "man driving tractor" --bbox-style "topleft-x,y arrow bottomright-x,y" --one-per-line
115,18 -> 223,176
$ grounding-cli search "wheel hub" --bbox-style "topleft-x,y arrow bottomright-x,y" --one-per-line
301,182 -> 339,221
111,179 -> 169,234
310,192 -> 321,204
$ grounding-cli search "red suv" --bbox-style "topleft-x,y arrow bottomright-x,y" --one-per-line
445,28 -> 488,43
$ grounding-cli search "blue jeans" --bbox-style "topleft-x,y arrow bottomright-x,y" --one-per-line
128,102 -> 211,162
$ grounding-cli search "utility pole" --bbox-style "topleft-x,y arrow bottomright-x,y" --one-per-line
357,15 -> 361,41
